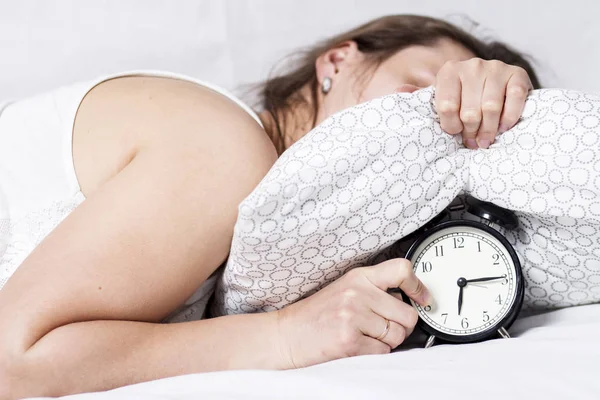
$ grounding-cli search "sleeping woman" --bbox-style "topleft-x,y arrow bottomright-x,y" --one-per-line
0,14 -> 539,398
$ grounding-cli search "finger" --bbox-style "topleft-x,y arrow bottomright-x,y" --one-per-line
459,64 -> 486,149
435,62 -> 463,135
389,291 -> 426,319
367,290 -> 418,337
395,83 -> 422,94
498,68 -> 532,133
477,74 -> 506,149
352,336 -> 391,356
358,314 -> 408,349
363,259 -> 432,307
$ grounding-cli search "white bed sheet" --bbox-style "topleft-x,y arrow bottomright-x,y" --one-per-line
41,304 -> 599,400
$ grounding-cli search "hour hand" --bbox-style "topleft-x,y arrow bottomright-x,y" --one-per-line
465,275 -> 506,284
458,286 -> 463,315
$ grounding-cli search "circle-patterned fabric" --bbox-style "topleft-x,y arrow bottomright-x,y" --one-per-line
210,87 -> 600,317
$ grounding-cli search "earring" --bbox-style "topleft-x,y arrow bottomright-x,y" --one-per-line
321,77 -> 332,94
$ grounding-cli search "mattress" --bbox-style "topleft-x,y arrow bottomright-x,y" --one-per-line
38,303 -> 600,400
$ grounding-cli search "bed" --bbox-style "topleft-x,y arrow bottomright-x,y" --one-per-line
2,1 -> 599,399
33,303 -> 600,399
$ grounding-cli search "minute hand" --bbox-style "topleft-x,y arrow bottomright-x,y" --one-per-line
465,275 -> 506,283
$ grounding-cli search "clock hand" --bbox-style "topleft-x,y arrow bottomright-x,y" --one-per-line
456,277 -> 467,316
469,283 -> 488,289
465,275 -> 507,283
458,286 -> 464,315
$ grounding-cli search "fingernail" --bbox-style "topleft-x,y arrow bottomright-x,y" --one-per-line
465,139 -> 478,149
422,289 -> 434,308
478,139 -> 490,149
427,298 -> 436,312
499,123 -> 510,133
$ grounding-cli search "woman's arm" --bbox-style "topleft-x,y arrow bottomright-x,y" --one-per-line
5,311 -> 286,398
0,90 -> 280,398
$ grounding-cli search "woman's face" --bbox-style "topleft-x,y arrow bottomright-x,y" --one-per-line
315,38 -> 476,125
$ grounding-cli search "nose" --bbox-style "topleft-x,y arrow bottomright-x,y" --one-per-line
395,84 -> 423,93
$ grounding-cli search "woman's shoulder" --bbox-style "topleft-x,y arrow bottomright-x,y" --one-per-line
82,73 -> 265,142
74,74 -> 278,196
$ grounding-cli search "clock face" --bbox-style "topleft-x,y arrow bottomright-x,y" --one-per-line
406,221 -> 521,340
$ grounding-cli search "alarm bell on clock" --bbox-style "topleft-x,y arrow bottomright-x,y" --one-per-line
388,195 -> 524,348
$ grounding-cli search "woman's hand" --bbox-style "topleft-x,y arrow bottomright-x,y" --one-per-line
435,58 -> 533,149
274,259 -> 432,369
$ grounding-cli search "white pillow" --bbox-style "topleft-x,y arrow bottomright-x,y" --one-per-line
210,87 -> 600,317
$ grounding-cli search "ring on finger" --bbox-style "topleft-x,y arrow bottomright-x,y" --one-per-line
376,318 -> 391,341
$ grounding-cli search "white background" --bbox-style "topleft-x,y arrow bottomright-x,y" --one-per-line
0,0 -> 599,104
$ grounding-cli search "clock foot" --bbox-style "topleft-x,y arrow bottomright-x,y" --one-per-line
425,335 -> 436,348
497,326 -> 511,339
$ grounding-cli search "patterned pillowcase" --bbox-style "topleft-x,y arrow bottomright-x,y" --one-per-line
210,87 -> 600,317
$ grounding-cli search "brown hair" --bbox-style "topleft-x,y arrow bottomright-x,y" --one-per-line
260,14 -> 541,154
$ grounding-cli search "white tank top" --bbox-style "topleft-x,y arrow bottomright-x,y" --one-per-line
0,70 -> 263,322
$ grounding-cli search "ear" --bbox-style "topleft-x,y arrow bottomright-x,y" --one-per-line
315,40 -> 361,83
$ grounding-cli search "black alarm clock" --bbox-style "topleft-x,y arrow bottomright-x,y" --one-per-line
389,196 -> 524,348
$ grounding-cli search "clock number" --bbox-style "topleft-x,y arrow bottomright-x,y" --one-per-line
477,241 -> 481,252
435,245 -> 444,257
461,317 -> 469,329
441,313 -> 448,324
492,254 -> 500,265
424,305 -> 432,312
495,294 -> 502,305
421,261 -> 432,273
501,275 -> 508,285
483,311 -> 490,322
453,237 -> 464,249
